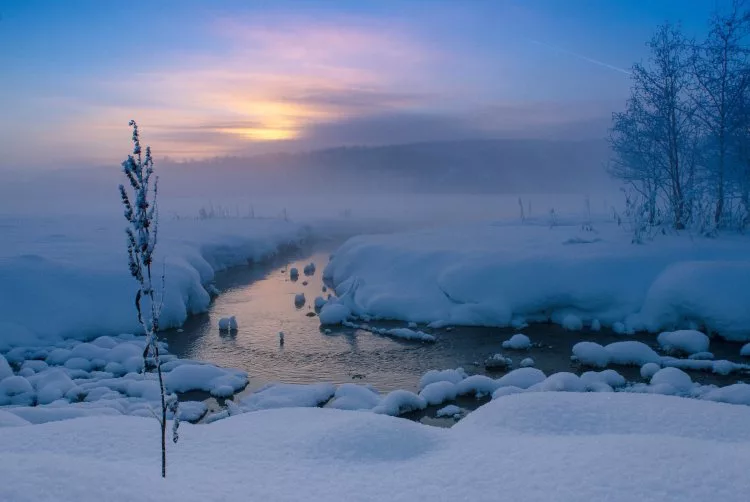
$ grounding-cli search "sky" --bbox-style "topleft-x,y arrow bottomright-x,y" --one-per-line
0,0 -> 729,168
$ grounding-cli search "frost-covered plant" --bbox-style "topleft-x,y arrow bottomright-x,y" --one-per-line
119,120 -> 178,478
548,208 -> 558,228
518,197 -> 526,223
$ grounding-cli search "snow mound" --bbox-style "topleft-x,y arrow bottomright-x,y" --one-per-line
294,293 -> 306,307
455,375 -> 500,397
519,357 -> 535,367
502,333 -> 531,350
580,369 -> 626,389
657,330 -> 710,355
240,383 -> 336,412
640,362 -> 661,379
328,384 -> 381,411
418,368 -> 468,390
164,363 -> 247,397
605,341 -> 661,365
436,404 -> 462,418
372,390 -> 427,416
741,342 -> 750,357
572,341 -> 610,368
530,372 -> 586,393
218,316 -> 238,331
650,367 -> 694,394
484,353 -> 512,370
496,368 -> 546,389
303,263 -> 316,276
419,381 -> 458,406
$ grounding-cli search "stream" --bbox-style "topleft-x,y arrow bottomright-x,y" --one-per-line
164,239 -> 750,425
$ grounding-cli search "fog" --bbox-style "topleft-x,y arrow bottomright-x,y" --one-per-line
0,135 -> 619,224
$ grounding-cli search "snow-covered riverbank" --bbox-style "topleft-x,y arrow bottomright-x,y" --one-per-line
323,219 -> 750,340
0,215 -> 308,348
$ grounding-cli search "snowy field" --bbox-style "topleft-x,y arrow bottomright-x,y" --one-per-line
1,392 -> 749,501
323,218 -> 750,340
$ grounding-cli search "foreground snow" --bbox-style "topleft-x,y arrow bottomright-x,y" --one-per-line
0,215 -> 307,347
323,221 -> 750,340
1,392 -> 749,501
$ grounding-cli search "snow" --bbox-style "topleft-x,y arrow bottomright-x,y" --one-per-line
303,262 -> 316,276
496,368 -> 547,389
580,369 -> 626,389
313,296 -> 327,309
657,330 -> 710,355
0,354 -> 12,380
520,357 -> 535,367
318,303 -> 351,325
289,267 -> 299,280
0,376 -> 35,405
529,372 -> 586,392
323,221 -> 750,339
605,341 -> 661,365
418,368 -> 468,390
0,216 -> 307,347
501,333 -> 531,350
294,293 -> 306,307
640,362 -> 662,379
484,353 -> 512,370
328,384 -> 381,411
178,401 -> 208,423
436,404 -> 462,418
372,389 -> 426,416
741,343 -> 750,357
571,341 -> 610,368
561,314 -> 583,331
689,351 -> 714,360
455,375 -> 500,397
163,363 -> 248,398
590,318 -> 602,331
239,382 -> 336,412
419,381 -> 458,405
4,387 -> 750,501
650,367 -> 694,394
383,328 -> 436,342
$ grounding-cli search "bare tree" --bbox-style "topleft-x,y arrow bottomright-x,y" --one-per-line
611,24 -> 696,229
119,120 -> 178,478
691,0 -> 750,227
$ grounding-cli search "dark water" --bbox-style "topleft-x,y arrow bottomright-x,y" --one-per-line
164,241 -> 750,424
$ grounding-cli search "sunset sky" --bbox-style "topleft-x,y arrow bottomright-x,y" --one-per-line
0,0 -> 723,168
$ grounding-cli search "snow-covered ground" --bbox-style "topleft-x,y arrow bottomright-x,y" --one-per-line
323,219 -> 750,340
0,215 -> 307,348
1,392 -> 749,501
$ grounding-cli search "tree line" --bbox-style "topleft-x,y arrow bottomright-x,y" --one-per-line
610,1 -> 750,233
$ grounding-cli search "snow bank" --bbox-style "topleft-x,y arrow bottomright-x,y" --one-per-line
323,222 -> 750,339
501,333 -> 531,350
5,393 -> 747,501
0,216 -> 307,346
318,303 -> 351,325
